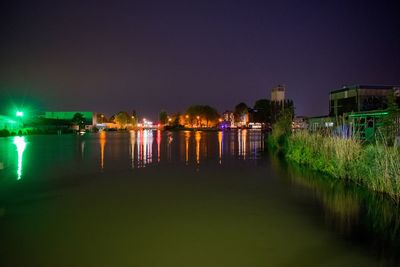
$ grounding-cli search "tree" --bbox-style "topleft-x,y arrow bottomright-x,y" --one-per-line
97,113 -> 107,123
186,105 -> 220,127
253,99 -> 271,123
234,102 -> 248,123
131,110 -> 137,126
172,112 -> 181,127
72,113 -> 85,130
159,110 -> 168,125
271,99 -> 295,123
269,107 -> 294,150
202,105 -> 219,127
114,111 -> 131,129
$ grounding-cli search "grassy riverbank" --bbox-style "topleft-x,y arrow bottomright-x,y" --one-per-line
269,130 -> 400,201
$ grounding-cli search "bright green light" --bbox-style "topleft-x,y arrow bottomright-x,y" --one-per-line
16,111 -> 24,117
349,111 -> 389,118
13,136 -> 27,180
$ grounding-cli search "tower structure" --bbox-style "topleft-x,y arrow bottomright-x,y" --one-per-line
271,85 -> 285,102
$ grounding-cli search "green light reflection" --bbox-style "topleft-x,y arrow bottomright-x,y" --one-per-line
13,136 -> 27,180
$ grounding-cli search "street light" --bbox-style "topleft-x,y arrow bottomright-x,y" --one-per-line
15,111 -> 24,133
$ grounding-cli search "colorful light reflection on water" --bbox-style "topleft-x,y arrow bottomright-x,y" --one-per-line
13,136 -> 27,180
95,130 -> 264,170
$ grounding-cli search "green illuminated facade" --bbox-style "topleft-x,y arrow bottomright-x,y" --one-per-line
44,111 -> 97,126
0,115 -> 21,131
348,111 -> 389,141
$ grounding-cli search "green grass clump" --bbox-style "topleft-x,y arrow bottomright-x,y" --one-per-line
283,131 -> 400,201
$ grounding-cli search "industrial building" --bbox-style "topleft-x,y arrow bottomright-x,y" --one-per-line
309,84 -> 400,141
329,85 -> 399,117
44,111 -> 97,129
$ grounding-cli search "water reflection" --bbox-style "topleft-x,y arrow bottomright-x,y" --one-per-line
218,131 -> 223,164
156,130 -> 161,163
81,140 -> 85,159
195,131 -> 201,164
166,132 -> 173,162
271,156 -> 400,263
185,131 -> 190,165
136,130 -> 154,167
99,131 -> 106,169
13,136 -> 27,180
130,131 -> 135,168
238,129 -> 247,159
95,130 -> 264,169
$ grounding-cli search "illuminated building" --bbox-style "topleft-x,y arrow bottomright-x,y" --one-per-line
0,115 -> 20,131
222,111 -> 235,128
44,111 -> 97,130
292,116 -> 308,131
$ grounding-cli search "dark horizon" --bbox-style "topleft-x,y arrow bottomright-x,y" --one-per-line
1,0 -> 399,120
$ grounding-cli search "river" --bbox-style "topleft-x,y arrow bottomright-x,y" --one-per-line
0,130 -> 399,266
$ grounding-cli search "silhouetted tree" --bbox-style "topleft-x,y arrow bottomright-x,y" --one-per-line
253,99 -> 271,123
72,113 -> 85,130
159,110 -> 168,125
131,110 -> 137,126
202,105 -> 219,127
234,102 -> 248,122
271,99 -> 295,123
115,111 -> 131,129
186,105 -> 219,127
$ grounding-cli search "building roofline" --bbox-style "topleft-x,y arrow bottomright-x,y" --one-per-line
308,115 -> 331,119
330,84 -> 399,94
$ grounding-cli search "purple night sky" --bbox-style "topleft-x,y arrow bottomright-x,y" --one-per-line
0,0 -> 399,120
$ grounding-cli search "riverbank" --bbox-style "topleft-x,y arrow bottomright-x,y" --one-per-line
0,126 -> 267,138
268,131 -> 400,201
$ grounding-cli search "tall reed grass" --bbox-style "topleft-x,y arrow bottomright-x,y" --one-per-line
274,130 -> 400,201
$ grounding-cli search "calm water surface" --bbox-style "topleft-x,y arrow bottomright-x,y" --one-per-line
0,130 -> 399,266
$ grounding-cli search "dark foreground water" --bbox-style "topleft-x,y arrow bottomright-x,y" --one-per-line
0,130 -> 399,267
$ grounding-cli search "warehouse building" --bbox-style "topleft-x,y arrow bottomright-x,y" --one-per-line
329,85 -> 399,117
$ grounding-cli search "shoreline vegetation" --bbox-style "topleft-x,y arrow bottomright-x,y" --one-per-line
268,110 -> 400,201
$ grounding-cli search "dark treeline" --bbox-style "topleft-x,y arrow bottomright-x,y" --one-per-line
252,99 -> 295,124
159,98 -> 295,129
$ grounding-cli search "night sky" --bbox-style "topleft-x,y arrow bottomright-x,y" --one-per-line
1,0 -> 399,119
